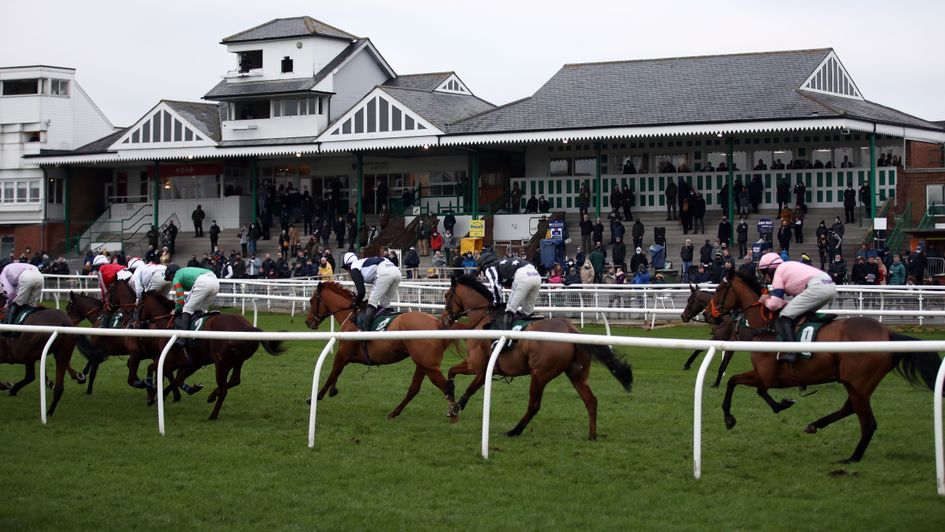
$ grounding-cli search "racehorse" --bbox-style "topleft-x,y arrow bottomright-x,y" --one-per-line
709,271 -> 941,463
137,290 -> 284,419
441,274 -> 633,440
66,279 -> 142,394
304,281 -> 459,419
0,294 -> 91,416
680,285 -> 735,387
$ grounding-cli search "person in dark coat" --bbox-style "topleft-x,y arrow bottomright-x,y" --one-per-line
209,220 -> 221,254
843,183 -> 857,223
612,237 -> 627,271
191,205 -> 205,237
699,240 -> 714,266
592,218 -> 604,246
692,193 -> 706,234
578,183 -> 590,217
631,219 -> 644,250
749,175 -> 763,214
621,184 -> 634,221
736,218 -> 749,259
609,184 -> 622,218
717,216 -> 732,247
611,215 -> 626,245
776,178 -> 791,213
665,178 -> 678,221
525,194 -> 539,213
777,220 -> 793,253
629,246 -> 648,274
580,214 -> 593,254
334,216 -> 346,248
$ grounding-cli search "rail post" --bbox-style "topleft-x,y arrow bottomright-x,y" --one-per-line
693,346 -> 717,480
156,335 -> 178,436
38,331 -> 59,424
308,337 -> 338,448
481,336 -> 508,459
934,355 -> 945,496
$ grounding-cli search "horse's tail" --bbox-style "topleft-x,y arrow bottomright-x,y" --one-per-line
580,343 -> 633,392
252,328 -> 286,356
74,335 -> 108,364
889,332 -> 941,392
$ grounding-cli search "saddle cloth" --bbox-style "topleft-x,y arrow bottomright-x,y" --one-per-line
794,313 -> 836,359
192,310 -> 221,332
369,309 -> 401,332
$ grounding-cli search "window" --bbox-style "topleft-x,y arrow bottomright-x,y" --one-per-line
281,56 -> 293,73
29,181 -> 40,202
2,78 -> 40,95
234,100 -> 270,120
271,97 -> 320,118
50,79 -> 69,96
549,158 -> 570,176
238,50 -> 263,72
47,177 -> 64,204
573,157 -> 596,176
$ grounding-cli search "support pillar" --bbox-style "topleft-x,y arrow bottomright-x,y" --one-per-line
152,161 -> 160,227
64,166 -> 72,252
250,157 -> 259,222
471,151 -> 480,217
595,143 -> 602,219
726,137 -> 735,245
869,131 -> 877,222
355,152 -> 363,229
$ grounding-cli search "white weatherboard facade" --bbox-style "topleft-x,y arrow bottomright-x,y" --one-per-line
0,66 -> 114,227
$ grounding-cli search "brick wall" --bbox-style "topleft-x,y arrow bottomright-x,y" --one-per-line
906,140 -> 944,168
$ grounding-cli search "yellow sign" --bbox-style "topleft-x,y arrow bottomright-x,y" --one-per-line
469,219 -> 485,238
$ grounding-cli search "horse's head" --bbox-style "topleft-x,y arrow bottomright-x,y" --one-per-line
305,282 -> 355,330
681,284 -> 710,323
66,291 -> 88,325
305,283 -> 328,330
441,277 -> 462,326
707,278 -> 737,321
138,290 -> 175,325
442,274 -> 494,328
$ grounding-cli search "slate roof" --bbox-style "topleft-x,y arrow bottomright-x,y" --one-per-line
222,17 -> 356,43
448,48 -> 943,134
378,86 -> 495,130
164,100 -> 222,141
42,128 -> 127,156
384,72 -> 452,92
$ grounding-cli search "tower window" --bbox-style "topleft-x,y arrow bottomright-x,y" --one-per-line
281,56 -> 293,73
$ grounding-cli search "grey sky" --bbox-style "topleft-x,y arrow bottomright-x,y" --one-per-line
2,0 -> 943,128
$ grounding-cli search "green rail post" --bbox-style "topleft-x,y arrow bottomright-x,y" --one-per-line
595,142 -> 602,219
471,151 -> 480,217
251,157 -> 258,222
727,137 -> 735,245
152,161 -> 160,227
356,152 -> 364,229
869,131 -> 877,223
64,166 -> 71,252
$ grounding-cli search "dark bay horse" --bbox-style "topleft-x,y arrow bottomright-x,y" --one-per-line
680,285 -> 735,387
442,274 -> 633,440
710,271 -> 941,463
66,279 -> 143,394
0,294 -> 90,416
137,290 -> 284,419
304,281 -> 458,419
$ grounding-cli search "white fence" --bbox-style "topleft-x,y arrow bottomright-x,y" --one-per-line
2,322 -> 944,497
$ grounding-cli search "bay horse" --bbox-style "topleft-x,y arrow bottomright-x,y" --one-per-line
0,294 -> 91,416
710,271 -> 941,463
680,285 -> 735,387
304,281 -> 458,420
137,290 -> 284,420
441,274 -> 633,440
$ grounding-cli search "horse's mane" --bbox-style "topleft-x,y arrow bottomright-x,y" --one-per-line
452,274 -> 493,303
319,281 -> 355,300
733,271 -> 764,295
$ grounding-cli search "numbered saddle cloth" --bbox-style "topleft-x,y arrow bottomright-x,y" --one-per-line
794,313 -> 836,359
12,305 -> 41,325
191,310 -> 221,331
369,310 -> 402,332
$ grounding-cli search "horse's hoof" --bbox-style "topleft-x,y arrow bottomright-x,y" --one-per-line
724,416 -> 736,430
387,411 -> 399,420
505,429 -> 522,437
776,399 -> 796,412
683,364 -> 691,371
804,424 -> 818,434
75,373 -> 87,384
206,393 -> 217,404
0,381 -> 9,391
448,403 -> 462,417
186,384 -> 204,396
588,434 -> 597,441
328,388 -> 339,398
46,380 -> 54,390
146,398 -> 155,407
710,383 -> 720,389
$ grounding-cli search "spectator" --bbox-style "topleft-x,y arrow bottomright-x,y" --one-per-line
318,256 -> 333,277
609,184 -> 622,218
717,215 -> 732,247
632,264 -> 650,285
432,250 -> 447,274
510,183 -> 523,214
334,216 -> 346,248
843,183 -> 857,223
165,220 -> 178,255
629,246 -> 648,273
547,263 -> 564,284
289,224 -> 301,256
691,264 -> 710,284
699,240 -> 714,267
429,228 -> 443,256
612,237 -> 627,271
665,178 -> 678,221
525,194 -> 539,213
379,204 -> 390,229
415,219 -> 429,256
737,179 -> 750,216
538,195 -> 550,213
580,214 -> 593,254
245,255 -> 261,278
777,220 -> 792,253
680,194 -> 692,235
592,217 -> 604,247
404,247 -> 420,279
709,252 -> 725,283
564,266 -> 582,286
631,219 -> 644,250
186,255 -> 199,268
443,211 -> 456,234
851,256 -> 870,284
578,183 -> 590,217
692,192 -> 706,234
279,230 -> 290,257
859,182 -> 871,212
749,175 -> 763,214
736,218 -> 749,259
907,247 -> 927,284
680,238 -> 694,282
580,256 -> 595,285
191,205 -> 205,237
238,225 -> 248,256
831,216 -> 845,239
793,178 -> 807,209
443,229 -> 458,265
817,233 -> 829,270
776,178 -> 790,213
621,184 -> 634,221
589,244 -> 605,283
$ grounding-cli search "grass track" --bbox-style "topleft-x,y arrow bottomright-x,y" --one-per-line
2,311 -> 944,530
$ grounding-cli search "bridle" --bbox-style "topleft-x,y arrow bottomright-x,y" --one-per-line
442,286 -> 492,328
67,296 -> 102,323
305,283 -> 356,329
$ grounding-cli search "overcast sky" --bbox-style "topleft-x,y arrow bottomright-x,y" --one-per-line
2,0 -> 943,127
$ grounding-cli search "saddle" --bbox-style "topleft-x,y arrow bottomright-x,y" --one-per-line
487,313 -> 543,351
190,310 -> 220,332
792,312 -> 836,359
11,305 -> 42,325
367,308 -> 401,332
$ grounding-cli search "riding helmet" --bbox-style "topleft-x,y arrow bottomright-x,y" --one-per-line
164,264 -> 180,281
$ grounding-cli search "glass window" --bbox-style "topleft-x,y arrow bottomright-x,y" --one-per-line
3,182 -> 13,203
17,181 -> 28,203
47,178 -> 63,204
50,79 -> 69,96
573,157 -> 596,176
238,50 -> 263,72
281,56 -> 293,73
29,181 -> 40,202
2,78 -> 40,95
283,98 -> 298,116
549,159 -> 570,176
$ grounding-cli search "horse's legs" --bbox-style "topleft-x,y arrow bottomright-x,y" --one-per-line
804,398 -> 853,434
841,383 -> 879,464
712,351 -> 735,388
209,360 -> 244,402
47,355 -> 68,417
388,364 -> 425,419
85,361 -> 100,395
567,370 -> 598,441
317,347 -> 350,400
127,353 -> 146,388
506,374 -> 550,437
66,363 -> 86,384
8,362 -> 37,396
684,349 -> 701,370
208,363 -> 231,420
722,370 -> 759,430
457,371 -> 488,412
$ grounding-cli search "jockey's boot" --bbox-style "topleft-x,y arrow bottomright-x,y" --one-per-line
175,312 -> 192,348
99,311 -> 113,328
2,303 -> 20,337
358,305 -> 376,331
774,315 -> 798,364
494,310 -> 515,331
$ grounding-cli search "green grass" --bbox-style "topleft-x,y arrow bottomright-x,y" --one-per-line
2,311 -> 944,530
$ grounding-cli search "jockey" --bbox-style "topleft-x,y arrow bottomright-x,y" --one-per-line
757,252 -> 837,364
165,264 -> 219,347
96,258 -> 132,327
480,253 -> 541,330
130,259 -> 168,322
0,262 -> 44,337
341,251 -> 400,330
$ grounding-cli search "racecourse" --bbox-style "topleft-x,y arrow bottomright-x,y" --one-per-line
1,311 -> 943,530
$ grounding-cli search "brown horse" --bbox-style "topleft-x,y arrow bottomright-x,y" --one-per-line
304,281 -> 458,419
137,290 -> 284,419
710,271 -> 941,463
0,294 -> 88,416
441,274 -> 633,440
680,285 -> 735,387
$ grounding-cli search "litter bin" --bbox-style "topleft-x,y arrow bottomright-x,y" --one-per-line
649,244 -> 666,269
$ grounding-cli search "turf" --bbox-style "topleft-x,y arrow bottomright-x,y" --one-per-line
1,310 -> 944,531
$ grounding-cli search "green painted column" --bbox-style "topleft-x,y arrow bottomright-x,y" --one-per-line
868,131 -> 877,222
250,157 -> 259,222
471,151 -> 479,217
152,161 -> 160,227
726,137 -> 735,244
595,143 -> 602,219
356,152 -> 364,228
63,166 -> 72,252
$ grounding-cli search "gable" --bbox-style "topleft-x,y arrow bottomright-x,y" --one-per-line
434,74 -> 471,95
799,51 -> 863,100
111,102 -> 218,150
321,88 -> 442,141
